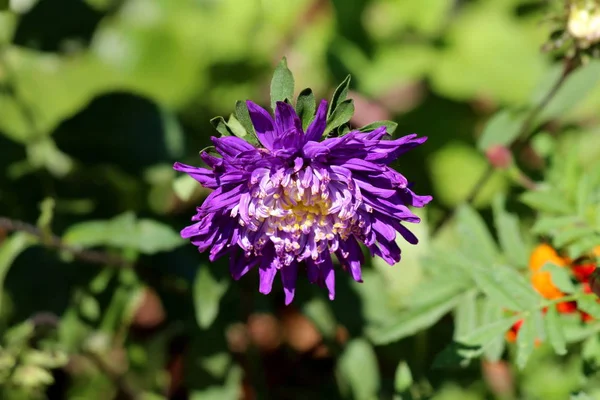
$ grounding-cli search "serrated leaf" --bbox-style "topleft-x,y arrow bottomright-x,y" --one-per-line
210,116 -> 234,137
541,263 -> 576,294
270,57 -> 294,111
235,100 -> 256,137
478,110 -> 525,151
226,114 -> 247,138
394,361 -> 413,393
545,304 -> 567,355
532,216 -> 582,234
231,105 -> 259,146
336,339 -> 380,400
193,266 -> 229,329
577,294 -> 600,319
455,204 -> 498,266
520,190 -> 573,214
295,88 -> 316,131
453,291 -> 478,339
328,75 -> 351,117
492,194 -> 527,268
538,60 -> 600,121
554,226 -> 597,248
480,299 -> 506,362
434,316 -> 519,367
0,233 -> 34,313
469,264 -> 540,311
324,99 -> 354,135
516,316 -> 535,370
409,272 -> 471,307
566,235 -> 600,260
359,120 -> 398,135
369,289 -> 463,344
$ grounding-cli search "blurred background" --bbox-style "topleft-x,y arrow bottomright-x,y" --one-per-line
1,0 -> 600,399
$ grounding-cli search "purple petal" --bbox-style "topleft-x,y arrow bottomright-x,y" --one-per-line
305,99 -> 327,142
259,262 -> 277,295
211,136 -> 257,160
306,258 -> 319,283
280,262 -> 298,305
400,188 -> 433,208
274,101 -> 302,137
336,236 -> 363,282
246,101 -> 276,151
302,141 -> 330,160
230,251 -> 259,280
173,162 -> 218,188
320,256 -> 336,300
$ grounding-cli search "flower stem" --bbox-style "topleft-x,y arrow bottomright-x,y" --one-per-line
431,56 -> 579,236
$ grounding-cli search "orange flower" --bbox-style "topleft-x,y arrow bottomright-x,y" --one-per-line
529,244 -> 567,272
529,244 -> 568,300
530,271 -> 564,299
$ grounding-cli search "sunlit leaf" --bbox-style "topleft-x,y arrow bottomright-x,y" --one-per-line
270,57 -> 295,111
492,194 -> 528,268
394,361 -> 413,394
328,75 -> 351,117
295,88 -> 316,131
453,291 -> 478,339
336,339 -> 380,400
434,316 -> 519,367
516,316 -> 535,370
541,263 -> 576,294
193,266 -> 229,329
456,204 -> 499,266
369,288 -> 463,344
520,189 -> 573,214
359,120 -> 398,135
468,264 -> 540,312
478,110 -> 525,151
480,298 -> 506,362
545,304 -> 567,356
324,99 -> 354,135
577,294 -> 600,319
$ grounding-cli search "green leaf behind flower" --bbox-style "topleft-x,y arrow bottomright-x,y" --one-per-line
270,57 -> 295,111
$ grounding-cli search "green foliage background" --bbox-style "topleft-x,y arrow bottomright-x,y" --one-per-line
1,0 -> 600,399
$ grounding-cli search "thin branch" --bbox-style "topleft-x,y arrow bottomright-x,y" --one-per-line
0,216 -> 133,268
431,57 -> 579,235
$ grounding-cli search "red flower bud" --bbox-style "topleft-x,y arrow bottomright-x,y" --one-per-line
572,263 -> 596,283
485,145 -> 513,170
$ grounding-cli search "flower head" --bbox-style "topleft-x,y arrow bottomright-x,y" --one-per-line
568,0 -> 600,47
175,98 -> 431,304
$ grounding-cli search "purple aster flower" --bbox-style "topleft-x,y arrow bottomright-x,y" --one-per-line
174,100 -> 431,304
